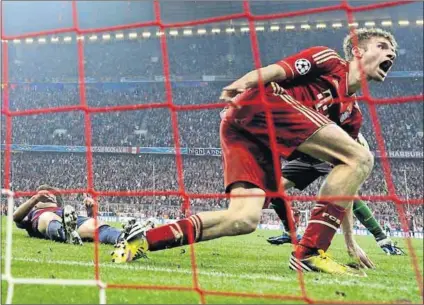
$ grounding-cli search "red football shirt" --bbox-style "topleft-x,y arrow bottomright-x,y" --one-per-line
275,46 -> 363,139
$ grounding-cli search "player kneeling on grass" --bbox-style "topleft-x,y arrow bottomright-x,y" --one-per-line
267,135 -> 405,256
13,185 -> 123,246
112,28 -> 398,276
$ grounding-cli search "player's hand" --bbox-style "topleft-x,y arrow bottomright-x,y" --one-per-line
347,242 -> 375,269
34,190 -> 57,204
219,84 -> 247,109
83,197 -> 96,208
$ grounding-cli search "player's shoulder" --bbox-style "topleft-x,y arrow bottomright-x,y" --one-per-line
307,46 -> 341,56
307,46 -> 347,65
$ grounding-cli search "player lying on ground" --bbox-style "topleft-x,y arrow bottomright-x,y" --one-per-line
266,151 -> 405,256
112,28 -> 397,276
13,185 -> 123,246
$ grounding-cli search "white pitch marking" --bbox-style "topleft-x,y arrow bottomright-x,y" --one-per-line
2,257 -> 411,291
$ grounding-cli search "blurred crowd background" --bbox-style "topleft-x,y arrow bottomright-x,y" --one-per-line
1,11 -> 423,232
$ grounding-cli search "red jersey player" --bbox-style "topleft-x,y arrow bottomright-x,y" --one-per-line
112,28 -> 397,276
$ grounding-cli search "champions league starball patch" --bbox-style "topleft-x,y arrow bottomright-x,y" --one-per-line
295,58 -> 311,75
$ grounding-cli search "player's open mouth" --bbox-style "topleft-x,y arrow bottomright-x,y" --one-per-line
376,60 -> 392,79
379,60 -> 393,73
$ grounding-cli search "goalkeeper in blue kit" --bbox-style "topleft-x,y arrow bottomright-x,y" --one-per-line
268,134 -> 405,256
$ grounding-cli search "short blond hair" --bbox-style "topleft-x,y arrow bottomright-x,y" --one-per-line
343,28 -> 398,61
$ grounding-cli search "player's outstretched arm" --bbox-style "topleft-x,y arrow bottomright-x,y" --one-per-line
219,64 -> 287,105
13,190 -> 56,222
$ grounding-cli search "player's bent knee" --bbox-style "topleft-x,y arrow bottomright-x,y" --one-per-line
352,149 -> 374,180
227,213 -> 260,235
231,218 -> 257,235
224,183 -> 264,235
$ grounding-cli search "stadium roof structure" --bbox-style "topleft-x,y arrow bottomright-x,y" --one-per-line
2,1 -> 422,39
158,0 -> 423,25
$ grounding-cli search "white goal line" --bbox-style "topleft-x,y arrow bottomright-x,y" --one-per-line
1,275 -> 104,287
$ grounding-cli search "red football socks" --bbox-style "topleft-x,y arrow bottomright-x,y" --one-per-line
145,215 -> 203,251
296,201 -> 346,258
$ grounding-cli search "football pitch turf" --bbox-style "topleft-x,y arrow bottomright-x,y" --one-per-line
1,217 -> 423,304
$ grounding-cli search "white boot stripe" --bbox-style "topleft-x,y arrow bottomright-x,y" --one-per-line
127,229 -> 144,241
290,256 -> 312,272
290,255 -> 312,272
289,259 -> 305,272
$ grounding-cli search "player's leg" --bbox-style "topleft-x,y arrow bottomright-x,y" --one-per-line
196,183 -> 265,240
297,124 -> 373,205
267,177 -> 299,245
145,121 -> 269,245
111,183 -> 266,263
352,200 -> 404,255
271,177 -> 295,232
62,205 -> 83,245
353,199 -> 386,241
287,124 -> 372,275
37,212 -> 65,241
268,158 -> 332,245
76,217 -> 123,245
37,207 -> 82,245
111,121 -> 272,263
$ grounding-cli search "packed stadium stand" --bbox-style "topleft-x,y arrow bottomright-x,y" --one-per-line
1,3 -> 423,233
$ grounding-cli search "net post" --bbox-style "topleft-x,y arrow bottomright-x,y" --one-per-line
98,280 -> 107,304
2,189 -> 15,304
6,282 -> 14,304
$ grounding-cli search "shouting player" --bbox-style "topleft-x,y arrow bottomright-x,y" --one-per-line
112,28 -> 397,275
267,144 -> 405,256
13,185 -> 123,246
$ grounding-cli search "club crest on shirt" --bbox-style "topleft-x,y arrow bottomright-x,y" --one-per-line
295,58 -> 311,75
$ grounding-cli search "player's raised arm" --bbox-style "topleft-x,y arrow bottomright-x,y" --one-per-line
13,190 -> 56,222
220,46 -> 345,107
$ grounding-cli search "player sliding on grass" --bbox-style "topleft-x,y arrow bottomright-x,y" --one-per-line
13,185 -> 124,246
267,144 -> 405,256
112,28 -> 397,276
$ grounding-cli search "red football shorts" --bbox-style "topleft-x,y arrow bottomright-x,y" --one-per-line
220,86 -> 333,195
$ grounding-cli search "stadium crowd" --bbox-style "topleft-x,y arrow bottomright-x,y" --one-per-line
1,152 -> 423,232
7,25 -> 423,81
1,24 -> 423,232
4,78 -> 423,152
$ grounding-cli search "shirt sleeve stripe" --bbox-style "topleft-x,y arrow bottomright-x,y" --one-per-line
278,60 -> 295,79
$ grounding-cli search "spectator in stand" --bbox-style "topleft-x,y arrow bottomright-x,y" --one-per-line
1,24 -> 422,232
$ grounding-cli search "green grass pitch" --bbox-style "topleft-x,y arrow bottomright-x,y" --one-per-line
1,217 -> 423,304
